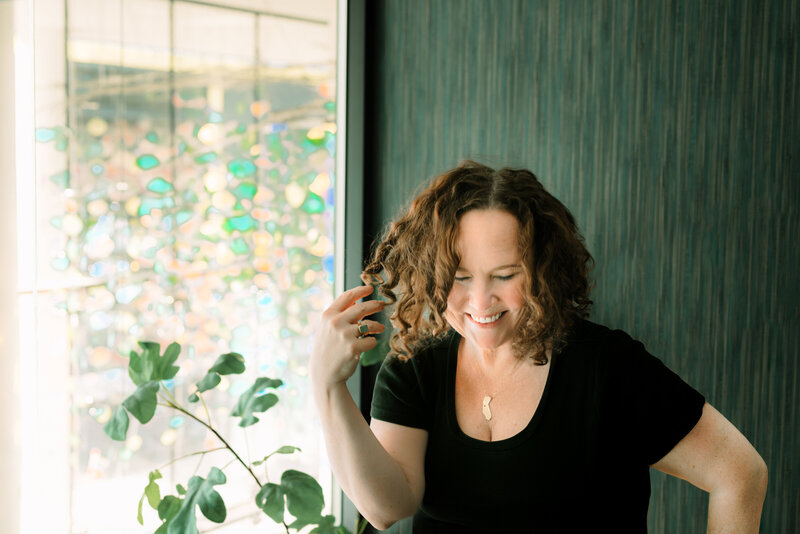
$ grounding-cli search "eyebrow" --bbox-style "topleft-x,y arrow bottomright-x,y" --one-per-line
455,264 -> 522,272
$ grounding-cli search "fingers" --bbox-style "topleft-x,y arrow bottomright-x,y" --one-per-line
311,286 -> 390,390
351,319 -> 385,339
341,299 -> 386,325
352,335 -> 379,357
348,320 -> 385,361
329,284 -> 374,313
317,284 -> 387,358
324,286 -> 386,323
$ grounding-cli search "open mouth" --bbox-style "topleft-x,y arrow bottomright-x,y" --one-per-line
467,311 -> 505,325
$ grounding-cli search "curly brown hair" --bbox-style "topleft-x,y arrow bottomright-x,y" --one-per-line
361,160 -> 594,364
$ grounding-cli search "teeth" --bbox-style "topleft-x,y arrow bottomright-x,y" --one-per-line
470,312 -> 503,324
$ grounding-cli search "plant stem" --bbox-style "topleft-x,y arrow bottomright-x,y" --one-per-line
163,399 -> 263,488
198,391 -> 213,426
159,382 -> 181,408
244,427 -> 252,464
356,516 -> 369,534
191,448 -> 205,478
221,457 -> 237,470
157,446 -> 227,471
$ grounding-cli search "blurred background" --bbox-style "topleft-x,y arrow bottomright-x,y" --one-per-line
4,0 -> 341,532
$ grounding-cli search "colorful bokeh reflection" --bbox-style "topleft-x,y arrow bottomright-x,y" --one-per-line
36,65 -> 337,534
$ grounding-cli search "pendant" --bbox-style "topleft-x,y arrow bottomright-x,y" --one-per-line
482,395 -> 493,421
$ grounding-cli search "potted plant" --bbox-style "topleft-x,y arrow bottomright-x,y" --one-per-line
104,341 -> 363,534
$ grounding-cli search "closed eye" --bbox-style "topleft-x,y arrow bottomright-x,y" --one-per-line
493,273 -> 518,281
454,276 -> 471,282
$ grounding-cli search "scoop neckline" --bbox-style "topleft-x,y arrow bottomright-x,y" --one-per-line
445,331 -> 558,450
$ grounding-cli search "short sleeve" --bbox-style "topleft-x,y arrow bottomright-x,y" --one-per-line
605,330 -> 706,466
370,354 -> 433,430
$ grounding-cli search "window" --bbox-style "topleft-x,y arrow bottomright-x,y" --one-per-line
19,1 -> 342,532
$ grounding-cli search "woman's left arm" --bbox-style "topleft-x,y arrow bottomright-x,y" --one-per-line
651,402 -> 768,534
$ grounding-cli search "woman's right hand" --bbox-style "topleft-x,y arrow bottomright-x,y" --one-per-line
310,284 -> 386,393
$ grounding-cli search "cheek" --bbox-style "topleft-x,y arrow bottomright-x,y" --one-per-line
506,282 -> 526,309
446,286 -> 465,310
444,292 -> 464,333
445,288 -> 464,327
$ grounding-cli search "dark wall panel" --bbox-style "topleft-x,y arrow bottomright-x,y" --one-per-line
363,0 -> 798,532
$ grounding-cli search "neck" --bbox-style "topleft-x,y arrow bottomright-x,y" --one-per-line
461,340 -> 524,376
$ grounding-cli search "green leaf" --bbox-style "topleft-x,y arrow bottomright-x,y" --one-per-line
193,373 -> 221,395
159,495 -> 183,520
123,380 -> 160,424
137,494 -> 145,525
156,495 -> 182,534
128,347 -> 153,386
310,515 -> 352,534
145,470 -> 163,509
282,470 -> 324,527
274,445 -> 302,455
208,352 -> 245,375
104,405 -> 129,441
310,515 -> 334,531
157,342 -> 181,380
189,353 -> 245,402
168,467 -> 227,534
252,445 -> 301,467
176,484 -> 186,495
255,482 -> 285,524
128,341 -> 181,385
232,377 -> 282,427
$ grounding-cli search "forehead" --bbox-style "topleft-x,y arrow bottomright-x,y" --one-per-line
455,209 -> 521,265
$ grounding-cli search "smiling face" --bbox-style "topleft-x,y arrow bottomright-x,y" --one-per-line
445,209 -> 526,356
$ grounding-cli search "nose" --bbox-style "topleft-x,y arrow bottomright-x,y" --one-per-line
468,279 -> 496,312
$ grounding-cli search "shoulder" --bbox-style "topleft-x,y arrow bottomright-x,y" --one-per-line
569,318 -> 639,346
380,330 -> 455,373
371,331 -> 455,429
560,319 -> 682,389
567,321 -> 706,465
563,319 -> 646,364
374,330 -> 455,395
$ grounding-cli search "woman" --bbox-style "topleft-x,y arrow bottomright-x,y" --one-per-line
310,161 -> 767,532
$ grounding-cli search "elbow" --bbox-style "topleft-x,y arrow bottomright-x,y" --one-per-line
742,447 -> 768,497
362,512 -> 406,532
369,518 -> 397,531
360,501 -> 419,531
730,451 -> 768,501
709,450 -> 768,502
353,481 -> 422,530
753,454 -> 768,498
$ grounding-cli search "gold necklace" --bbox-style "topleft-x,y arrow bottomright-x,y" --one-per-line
482,395 -> 494,421
476,352 -> 550,423
473,358 -> 525,423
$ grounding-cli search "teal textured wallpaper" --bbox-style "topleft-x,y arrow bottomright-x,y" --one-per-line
362,0 -> 798,532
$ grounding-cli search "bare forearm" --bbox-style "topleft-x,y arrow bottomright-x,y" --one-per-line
314,382 -> 419,527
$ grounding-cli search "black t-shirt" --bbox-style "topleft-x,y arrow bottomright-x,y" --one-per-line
370,319 -> 705,533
